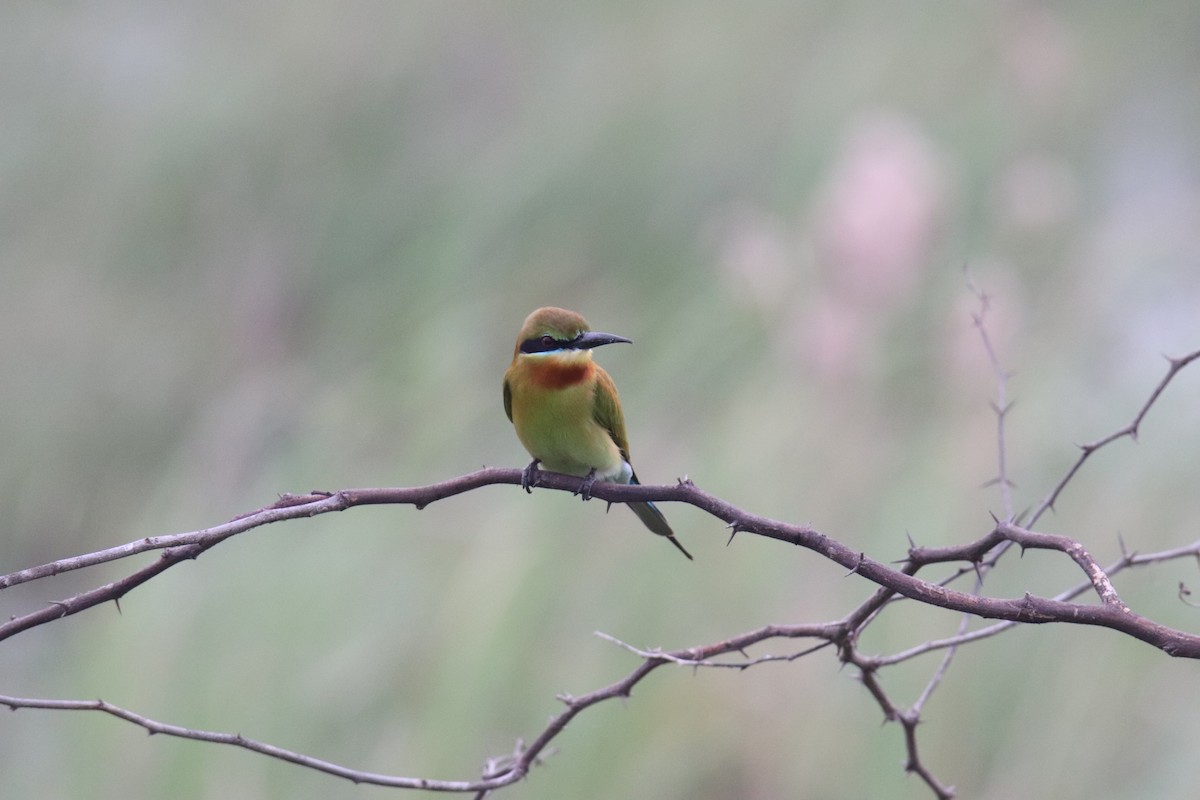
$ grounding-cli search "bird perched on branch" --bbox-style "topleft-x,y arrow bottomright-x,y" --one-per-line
503,306 -> 692,560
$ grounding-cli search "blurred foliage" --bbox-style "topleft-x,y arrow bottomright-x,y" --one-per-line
2,2 -> 1199,798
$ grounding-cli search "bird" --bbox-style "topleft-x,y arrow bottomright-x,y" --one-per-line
503,306 -> 692,560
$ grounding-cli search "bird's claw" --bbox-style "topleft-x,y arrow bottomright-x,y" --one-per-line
574,469 -> 598,501
521,459 -> 542,493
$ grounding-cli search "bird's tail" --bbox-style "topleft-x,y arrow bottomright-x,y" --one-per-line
627,500 -> 693,561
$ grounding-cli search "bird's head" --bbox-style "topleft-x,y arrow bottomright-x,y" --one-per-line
512,307 -> 632,362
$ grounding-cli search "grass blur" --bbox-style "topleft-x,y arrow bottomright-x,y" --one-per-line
2,2 -> 1199,798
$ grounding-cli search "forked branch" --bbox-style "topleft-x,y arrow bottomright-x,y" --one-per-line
2,346 -> 1198,797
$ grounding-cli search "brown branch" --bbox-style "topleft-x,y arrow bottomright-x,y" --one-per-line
826,328 -> 1199,798
0,694 -> 519,792
2,344 -> 1198,798
872,536 -> 1200,668
996,521 -> 1124,606
903,346 -> 1200,597
594,626 -> 839,669
1027,349 -> 1200,527
0,621 -> 850,791
970,285 -> 1015,522
906,520 -> 1125,606
7,472 -> 1200,655
899,708 -> 956,800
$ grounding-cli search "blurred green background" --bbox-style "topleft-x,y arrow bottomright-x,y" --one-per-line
3,2 -> 1199,798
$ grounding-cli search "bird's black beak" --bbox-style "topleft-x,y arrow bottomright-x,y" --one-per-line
574,331 -> 633,349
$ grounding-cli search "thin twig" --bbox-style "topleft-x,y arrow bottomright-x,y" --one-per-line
0,694 -> 518,792
1027,349 -> 1200,528
969,285 -> 1015,523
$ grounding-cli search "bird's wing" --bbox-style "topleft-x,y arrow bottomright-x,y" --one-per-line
592,367 -> 631,462
502,376 -> 514,422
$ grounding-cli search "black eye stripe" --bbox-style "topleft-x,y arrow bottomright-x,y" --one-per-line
520,334 -> 581,354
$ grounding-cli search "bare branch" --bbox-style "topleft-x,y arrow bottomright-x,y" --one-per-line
995,521 -> 1124,607
912,579 -> 980,716
875,536 -> 1200,667
1027,349 -> 1200,527
969,284 -> 1015,522
0,694 -> 518,792
899,710 -> 956,800
594,625 -> 839,670
2,338 -> 1197,799
7,472 -> 1200,656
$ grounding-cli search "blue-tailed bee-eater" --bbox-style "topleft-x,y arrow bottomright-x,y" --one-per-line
503,306 -> 692,560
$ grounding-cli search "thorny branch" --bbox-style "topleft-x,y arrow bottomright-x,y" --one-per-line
2,343 -> 1199,798
1029,348 -> 1200,528
970,284 -> 1015,523
6,468 -> 1199,653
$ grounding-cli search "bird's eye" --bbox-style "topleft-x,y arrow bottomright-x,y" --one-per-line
540,335 -> 556,348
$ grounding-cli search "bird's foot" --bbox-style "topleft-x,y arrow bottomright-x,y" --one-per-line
521,459 -> 542,493
574,468 -> 598,501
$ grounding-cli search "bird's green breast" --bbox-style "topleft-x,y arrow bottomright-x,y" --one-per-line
509,358 -> 623,478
